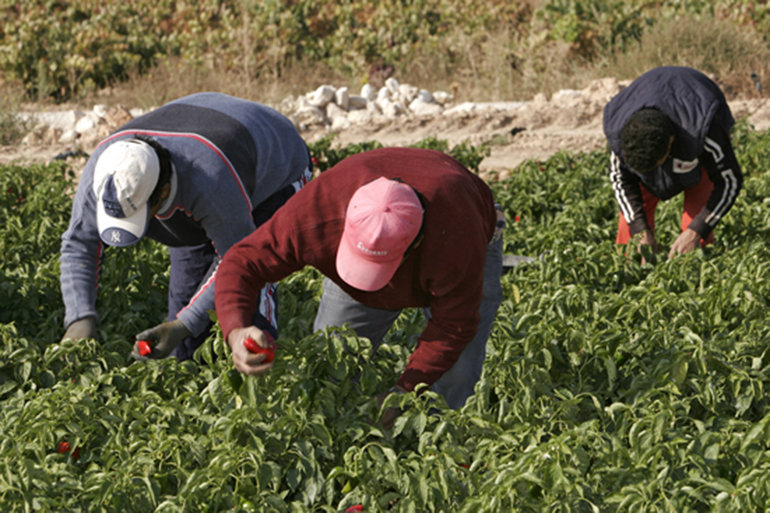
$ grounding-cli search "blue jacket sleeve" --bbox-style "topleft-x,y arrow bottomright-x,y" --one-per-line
60,160 -> 103,328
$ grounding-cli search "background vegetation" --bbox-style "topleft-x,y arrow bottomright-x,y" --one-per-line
1,0 -> 770,111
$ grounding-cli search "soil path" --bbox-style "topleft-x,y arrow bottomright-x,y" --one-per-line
3,93 -> 770,182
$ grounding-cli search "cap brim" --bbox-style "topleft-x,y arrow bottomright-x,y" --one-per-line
335,235 -> 402,292
96,200 -> 149,247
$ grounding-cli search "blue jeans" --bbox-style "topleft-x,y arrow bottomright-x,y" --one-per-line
314,216 -> 504,409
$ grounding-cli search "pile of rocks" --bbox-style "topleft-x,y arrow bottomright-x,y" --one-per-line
20,105 -> 142,147
283,77 -> 457,132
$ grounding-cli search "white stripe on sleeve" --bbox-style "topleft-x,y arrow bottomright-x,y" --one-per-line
705,168 -> 738,225
610,152 -> 635,222
704,137 -> 725,163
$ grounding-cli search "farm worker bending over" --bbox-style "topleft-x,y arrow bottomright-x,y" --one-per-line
60,93 -> 312,361
604,66 -> 742,261
215,148 -> 504,411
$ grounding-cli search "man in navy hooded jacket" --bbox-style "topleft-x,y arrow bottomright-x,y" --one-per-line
603,66 -> 742,260
59,93 -> 311,360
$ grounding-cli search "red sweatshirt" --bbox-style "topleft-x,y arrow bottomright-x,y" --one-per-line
215,148 -> 497,391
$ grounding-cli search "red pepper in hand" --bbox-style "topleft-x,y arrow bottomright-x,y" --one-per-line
137,340 -> 152,356
244,337 -> 275,362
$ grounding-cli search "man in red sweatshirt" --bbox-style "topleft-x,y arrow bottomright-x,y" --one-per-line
214,147 -> 504,411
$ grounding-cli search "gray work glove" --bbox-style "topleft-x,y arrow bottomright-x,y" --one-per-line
131,319 -> 192,361
61,317 -> 98,342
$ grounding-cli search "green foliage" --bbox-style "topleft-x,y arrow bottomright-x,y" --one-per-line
5,0 -> 770,100
4,128 -> 770,509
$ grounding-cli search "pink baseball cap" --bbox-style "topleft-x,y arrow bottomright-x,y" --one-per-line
336,177 -> 423,291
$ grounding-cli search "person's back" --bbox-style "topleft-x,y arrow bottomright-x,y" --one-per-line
215,147 -> 503,411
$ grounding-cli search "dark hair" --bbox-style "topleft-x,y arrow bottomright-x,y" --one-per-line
134,135 -> 173,206
620,109 -> 674,173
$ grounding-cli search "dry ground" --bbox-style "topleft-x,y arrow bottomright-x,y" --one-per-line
4,93 -> 770,182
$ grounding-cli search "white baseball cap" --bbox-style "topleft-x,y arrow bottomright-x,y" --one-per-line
92,139 -> 160,247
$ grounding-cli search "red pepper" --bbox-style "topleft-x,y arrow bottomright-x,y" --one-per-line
72,447 -> 80,461
514,215 -> 520,222
345,506 -> 364,513
244,337 -> 275,362
137,340 -> 152,356
57,441 -> 71,454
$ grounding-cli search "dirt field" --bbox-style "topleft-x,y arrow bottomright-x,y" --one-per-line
4,88 -> 770,182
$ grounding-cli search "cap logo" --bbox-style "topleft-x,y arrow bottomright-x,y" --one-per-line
357,241 -> 388,256
110,230 -> 122,243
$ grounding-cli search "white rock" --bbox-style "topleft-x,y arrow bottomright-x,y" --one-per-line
408,99 -> 443,116
382,101 -> 405,118
348,109 -> 373,124
417,89 -> 435,103
443,102 -> 525,116
348,95 -> 368,110
280,95 -> 297,113
432,91 -> 454,105
295,106 -> 327,126
361,84 -> 375,101
326,102 -> 348,119
385,77 -> 401,95
22,123 -> 47,145
21,110 -> 84,131
58,129 -> 78,144
130,108 -> 146,118
442,102 -> 479,117
42,126 -> 62,145
75,114 -> 99,135
308,85 -> 336,108
93,104 -> 109,118
367,100 -> 382,114
533,92 -> 549,105
551,89 -> 582,107
334,87 -> 350,111
398,84 -> 419,104
296,95 -> 312,109
331,115 -> 352,131
376,87 -> 390,102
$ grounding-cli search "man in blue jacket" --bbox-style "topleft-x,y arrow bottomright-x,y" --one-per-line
603,66 -> 743,261
59,93 -> 311,360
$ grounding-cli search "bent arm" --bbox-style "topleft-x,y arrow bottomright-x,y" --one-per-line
609,151 -> 649,236
688,122 -> 743,237
60,170 -> 104,329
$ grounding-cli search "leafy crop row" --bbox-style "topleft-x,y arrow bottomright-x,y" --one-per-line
3,0 -> 770,100
3,126 -> 770,510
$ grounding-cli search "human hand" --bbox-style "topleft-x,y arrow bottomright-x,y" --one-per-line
61,317 -> 98,342
637,229 -> 659,265
227,326 -> 275,376
668,228 -> 701,259
131,319 -> 191,361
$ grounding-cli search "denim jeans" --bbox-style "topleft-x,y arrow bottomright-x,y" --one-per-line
314,212 -> 504,409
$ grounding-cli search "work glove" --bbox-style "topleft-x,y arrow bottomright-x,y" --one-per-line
131,319 -> 192,361
61,317 -> 98,342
